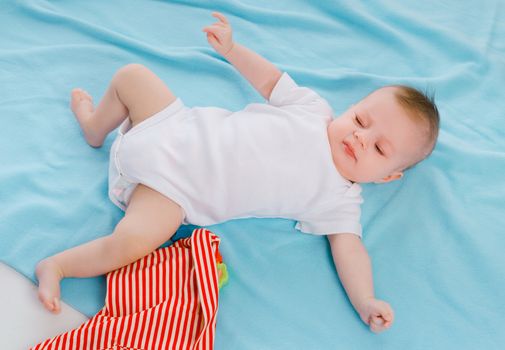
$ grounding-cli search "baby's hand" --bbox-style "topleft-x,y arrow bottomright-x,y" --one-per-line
202,12 -> 234,56
357,297 -> 394,333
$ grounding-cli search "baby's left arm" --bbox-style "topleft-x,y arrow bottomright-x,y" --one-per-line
327,233 -> 394,333
203,12 -> 282,100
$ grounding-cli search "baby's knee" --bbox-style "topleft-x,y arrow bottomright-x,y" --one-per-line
110,221 -> 151,261
114,63 -> 150,84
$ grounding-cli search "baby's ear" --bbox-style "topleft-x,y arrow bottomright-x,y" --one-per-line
375,171 -> 403,184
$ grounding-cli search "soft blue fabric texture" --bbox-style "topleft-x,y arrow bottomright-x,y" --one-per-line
1,1 -> 504,349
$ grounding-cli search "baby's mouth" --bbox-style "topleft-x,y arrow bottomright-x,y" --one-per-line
343,141 -> 357,161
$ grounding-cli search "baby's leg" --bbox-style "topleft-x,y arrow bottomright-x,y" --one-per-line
36,184 -> 183,313
71,63 -> 177,147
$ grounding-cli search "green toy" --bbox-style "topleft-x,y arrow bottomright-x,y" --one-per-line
216,249 -> 229,289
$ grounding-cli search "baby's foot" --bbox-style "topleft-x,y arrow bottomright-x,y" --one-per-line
35,258 -> 63,314
71,88 -> 94,123
70,88 -> 103,147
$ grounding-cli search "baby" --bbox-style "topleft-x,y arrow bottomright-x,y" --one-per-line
36,12 -> 439,334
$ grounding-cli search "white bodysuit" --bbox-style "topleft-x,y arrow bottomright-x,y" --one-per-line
109,73 -> 363,236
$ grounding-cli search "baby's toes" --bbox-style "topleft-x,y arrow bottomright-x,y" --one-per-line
80,89 -> 92,101
71,88 -> 85,101
38,291 -> 61,314
71,88 -> 92,103
50,297 -> 61,314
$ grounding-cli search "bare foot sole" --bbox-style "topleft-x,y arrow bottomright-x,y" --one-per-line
35,258 -> 63,314
70,88 -> 104,147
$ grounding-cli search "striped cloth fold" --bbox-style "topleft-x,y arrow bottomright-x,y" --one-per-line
32,228 -> 222,350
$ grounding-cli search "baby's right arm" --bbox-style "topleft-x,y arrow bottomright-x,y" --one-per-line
203,12 -> 282,100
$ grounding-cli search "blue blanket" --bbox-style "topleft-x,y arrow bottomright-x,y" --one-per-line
1,1 -> 504,349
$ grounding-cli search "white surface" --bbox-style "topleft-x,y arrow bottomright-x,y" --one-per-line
0,262 -> 89,349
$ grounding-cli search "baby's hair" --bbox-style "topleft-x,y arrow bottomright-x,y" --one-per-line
393,85 -> 440,167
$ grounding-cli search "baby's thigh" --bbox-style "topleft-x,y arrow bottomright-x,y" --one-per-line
114,64 -> 177,127
115,184 -> 183,253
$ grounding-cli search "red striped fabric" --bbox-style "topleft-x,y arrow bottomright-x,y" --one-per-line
32,228 -> 221,350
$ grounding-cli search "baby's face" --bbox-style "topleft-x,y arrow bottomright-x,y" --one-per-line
327,87 -> 427,183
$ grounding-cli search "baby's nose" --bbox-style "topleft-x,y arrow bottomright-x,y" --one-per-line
353,131 -> 367,150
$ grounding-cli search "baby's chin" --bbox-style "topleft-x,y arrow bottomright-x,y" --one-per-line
335,165 -> 361,183
341,170 -> 380,184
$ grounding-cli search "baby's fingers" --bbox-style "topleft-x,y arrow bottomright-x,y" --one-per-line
370,319 -> 388,333
202,24 -> 221,35
205,32 -> 219,47
369,314 -> 392,333
380,304 -> 394,325
372,300 -> 394,323
212,11 -> 229,25
370,315 -> 384,326
203,12 -> 233,56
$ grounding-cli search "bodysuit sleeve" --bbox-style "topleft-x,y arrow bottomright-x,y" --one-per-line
295,183 -> 363,238
268,72 -> 333,117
